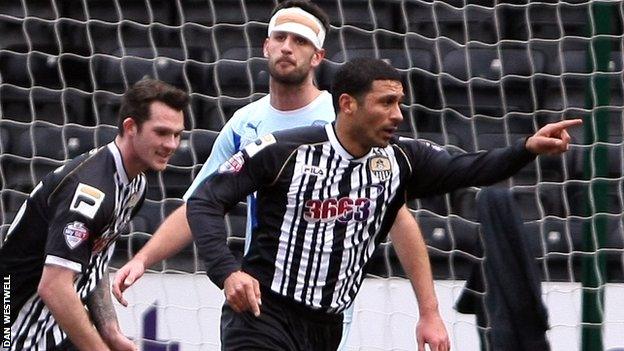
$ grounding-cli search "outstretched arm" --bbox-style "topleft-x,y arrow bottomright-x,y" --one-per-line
87,273 -> 136,351
390,206 -> 450,351
112,205 -> 192,306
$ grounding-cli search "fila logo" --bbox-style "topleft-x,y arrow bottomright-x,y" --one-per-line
70,183 -> 105,220
302,165 -> 325,178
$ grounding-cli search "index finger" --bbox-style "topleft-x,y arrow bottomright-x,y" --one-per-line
112,275 -> 128,306
546,118 -> 583,133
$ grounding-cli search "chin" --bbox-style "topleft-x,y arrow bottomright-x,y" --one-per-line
150,162 -> 168,172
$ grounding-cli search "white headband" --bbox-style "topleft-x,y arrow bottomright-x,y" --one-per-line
268,7 -> 326,50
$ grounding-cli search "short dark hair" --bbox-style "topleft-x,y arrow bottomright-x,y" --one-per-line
331,58 -> 402,112
117,78 -> 189,135
272,0 -> 331,34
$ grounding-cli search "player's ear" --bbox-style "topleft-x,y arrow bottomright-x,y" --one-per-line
338,93 -> 357,116
263,38 -> 270,58
311,48 -> 325,68
122,117 -> 138,136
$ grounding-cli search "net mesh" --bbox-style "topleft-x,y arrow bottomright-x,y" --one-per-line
1,0 -> 623,350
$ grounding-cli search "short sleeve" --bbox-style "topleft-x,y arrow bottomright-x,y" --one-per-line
44,179 -> 107,273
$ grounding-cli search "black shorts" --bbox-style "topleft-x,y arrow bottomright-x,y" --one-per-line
220,286 -> 343,351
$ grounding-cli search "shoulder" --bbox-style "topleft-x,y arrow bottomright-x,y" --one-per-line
41,147 -> 114,215
230,96 -> 270,122
240,124 -> 327,161
272,124 -> 328,145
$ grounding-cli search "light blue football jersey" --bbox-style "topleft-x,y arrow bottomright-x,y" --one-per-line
184,91 -> 335,252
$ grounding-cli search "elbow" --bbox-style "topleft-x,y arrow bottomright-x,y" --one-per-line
37,277 -> 55,304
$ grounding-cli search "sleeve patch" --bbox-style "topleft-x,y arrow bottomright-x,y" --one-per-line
63,221 -> 90,249
70,183 -> 105,219
218,151 -> 245,174
243,133 -> 276,158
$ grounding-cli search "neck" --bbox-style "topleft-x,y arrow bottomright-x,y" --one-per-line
335,117 -> 370,159
114,135 -> 142,180
269,75 -> 322,111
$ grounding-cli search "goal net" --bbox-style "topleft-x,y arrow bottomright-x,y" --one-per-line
1,0 -> 623,350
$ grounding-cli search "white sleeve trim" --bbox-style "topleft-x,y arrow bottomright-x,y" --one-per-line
44,255 -> 83,273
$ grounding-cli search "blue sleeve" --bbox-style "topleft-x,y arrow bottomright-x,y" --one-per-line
183,121 -> 241,200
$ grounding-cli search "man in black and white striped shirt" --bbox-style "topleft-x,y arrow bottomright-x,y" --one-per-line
0,78 -> 188,351
187,58 -> 581,350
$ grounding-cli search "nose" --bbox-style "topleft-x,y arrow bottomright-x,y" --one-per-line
163,134 -> 179,151
281,36 -> 294,53
390,103 -> 403,124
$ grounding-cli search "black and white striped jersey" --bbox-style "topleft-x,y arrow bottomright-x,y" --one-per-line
0,142 -> 146,350
187,123 -> 535,313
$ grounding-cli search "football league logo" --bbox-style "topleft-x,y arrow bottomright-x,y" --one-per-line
369,156 -> 392,182
64,221 -> 89,249
218,151 -> 245,174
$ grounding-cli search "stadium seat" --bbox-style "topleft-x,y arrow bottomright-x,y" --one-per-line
94,47 -> 187,95
503,2 -> 589,41
87,22 -> 123,56
0,17 -> 27,51
0,190 -> 28,225
182,25 -> 217,63
0,122 -> 28,156
63,125 -> 96,158
0,51 -> 29,87
416,195 -> 449,216
318,0 -> 384,31
169,132 -> 193,167
130,200 -> 164,234
0,156 -> 33,192
190,129 -> 219,164
215,59 -> 252,98
418,212 -> 453,253
179,0 -> 214,26
119,0 -> 171,25
213,25 -> 264,60
21,123 -> 67,160
405,1 -> 498,44
95,124 -> 117,146
93,91 -> 122,126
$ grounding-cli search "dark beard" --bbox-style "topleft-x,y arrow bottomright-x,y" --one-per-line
268,64 -> 308,85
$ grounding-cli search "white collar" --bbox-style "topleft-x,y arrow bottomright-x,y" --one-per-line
324,123 -> 374,164
107,142 -> 130,185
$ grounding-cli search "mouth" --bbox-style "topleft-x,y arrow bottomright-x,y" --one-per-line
156,151 -> 173,162
276,58 -> 296,66
382,127 -> 397,137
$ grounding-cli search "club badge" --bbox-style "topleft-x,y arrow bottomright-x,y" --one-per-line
369,156 -> 392,182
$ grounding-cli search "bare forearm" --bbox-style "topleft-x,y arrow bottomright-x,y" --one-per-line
87,273 -> 119,338
393,231 -> 438,315
390,207 -> 439,317
135,204 -> 193,267
39,267 -> 109,351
